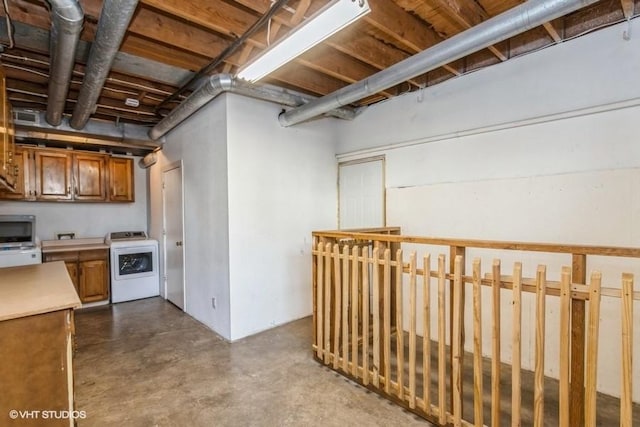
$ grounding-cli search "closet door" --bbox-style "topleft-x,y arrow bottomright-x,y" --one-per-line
338,157 -> 385,229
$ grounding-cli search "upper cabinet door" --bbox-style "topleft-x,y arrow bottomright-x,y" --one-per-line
74,154 -> 107,201
0,147 -> 32,200
34,151 -> 72,200
109,157 -> 134,202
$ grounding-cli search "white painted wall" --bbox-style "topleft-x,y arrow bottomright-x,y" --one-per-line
149,96 -> 232,340
226,94 -> 337,340
0,156 -> 147,241
148,93 -> 337,341
334,20 -> 640,400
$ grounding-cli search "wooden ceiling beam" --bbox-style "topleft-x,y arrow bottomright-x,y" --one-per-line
139,0 -> 396,93
81,0 -> 232,52
140,0 -> 257,39
230,0 -> 425,83
425,0 -> 507,61
364,0 -> 460,76
269,63 -> 349,96
543,22 -> 563,42
621,0 -> 635,18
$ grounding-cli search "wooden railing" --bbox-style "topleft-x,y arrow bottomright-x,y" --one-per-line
311,228 -> 639,426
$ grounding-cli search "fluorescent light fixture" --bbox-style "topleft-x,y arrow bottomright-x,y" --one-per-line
237,0 -> 371,83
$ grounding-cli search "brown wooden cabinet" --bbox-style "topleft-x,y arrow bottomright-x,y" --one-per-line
109,157 -> 134,202
0,146 -> 134,202
0,146 -> 31,200
34,150 -> 73,200
0,65 -> 16,191
74,153 -> 108,201
43,249 -> 110,303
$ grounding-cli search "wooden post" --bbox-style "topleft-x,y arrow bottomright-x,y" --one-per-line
620,273 -> 634,427
472,259 -> 483,427
422,254 -> 432,414
534,265 -> 547,427
584,271 -> 601,427
395,249 -> 405,399
450,246 -> 465,417
570,254 -> 586,427
559,266 -> 572,427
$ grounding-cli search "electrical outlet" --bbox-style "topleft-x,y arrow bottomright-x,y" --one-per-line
211,297 -> 216,309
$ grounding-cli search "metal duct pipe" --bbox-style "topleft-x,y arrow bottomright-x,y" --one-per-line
45,0 -> 84,126
70,0 -> 139,130
148,74 -> 357,140
279,0 -> 600,127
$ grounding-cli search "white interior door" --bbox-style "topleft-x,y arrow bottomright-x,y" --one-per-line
339,157 -> 385,229
162,165 -> 185,310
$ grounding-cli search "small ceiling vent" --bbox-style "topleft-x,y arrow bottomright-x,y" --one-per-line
14,110 -> 40,126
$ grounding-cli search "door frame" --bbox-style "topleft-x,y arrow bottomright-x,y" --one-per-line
337,155 -> 386,229
162,160 -> 186,311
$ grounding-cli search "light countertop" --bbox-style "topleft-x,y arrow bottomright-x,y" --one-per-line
0,261 -> 82,321
41,237 -> 109,253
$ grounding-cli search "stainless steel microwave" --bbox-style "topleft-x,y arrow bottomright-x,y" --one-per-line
0,215 -> 36,248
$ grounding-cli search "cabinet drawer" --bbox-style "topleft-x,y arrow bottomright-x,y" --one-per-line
78,249 -> 109,261
43,251 -> 79,263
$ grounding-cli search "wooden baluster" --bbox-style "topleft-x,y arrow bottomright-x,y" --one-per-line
438,254 -> 447,425
342,245 -> 350,372
324,243 -> 332,364
396,249 -> 405,399
584,271 -> 601,427
450,246 -> 466,419
620,273 -> 634,427
472,259 -> 483,427
511,262 -> 522,427
372,247 -> 380,387
534,265 -> 547,427
491,259 -> 501,427
408,252 -> 417,409
559,266 -> 572,427
452,256 -> 463,426
571,254 -> 587,427
351,246 -> 360,377
422,254 -> 432,415
332,245 -> 342,369
384,248 -> 392,394
316,242 -> 324,359
362,246 -> 370,385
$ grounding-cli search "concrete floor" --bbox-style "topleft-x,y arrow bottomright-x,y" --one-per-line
74,297 -> 430,426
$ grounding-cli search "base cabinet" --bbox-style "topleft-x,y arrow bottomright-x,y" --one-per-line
44,249 -> 109,303
0,309 -> 76,427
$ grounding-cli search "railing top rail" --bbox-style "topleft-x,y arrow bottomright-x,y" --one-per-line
313,229 -> 640,258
